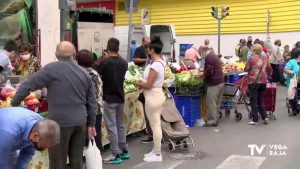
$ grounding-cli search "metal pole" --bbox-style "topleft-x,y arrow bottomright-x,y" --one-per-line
267,9 -> 270,36
60,10 -> 65,41
127,0 -> 134,61
217,18 -> 221,55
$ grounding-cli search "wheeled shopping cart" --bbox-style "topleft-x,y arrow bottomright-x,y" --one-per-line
219,83 -> 243,121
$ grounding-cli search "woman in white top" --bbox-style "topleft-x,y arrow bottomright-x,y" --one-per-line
136,36 -> 166,162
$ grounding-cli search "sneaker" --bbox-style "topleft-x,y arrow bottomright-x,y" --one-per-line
120,148 -> 130,160
143,153 -> 162,162
141,137 -> 153,144
103,154 -> 123,164
203,122 -> 218,127
263,118 -> 269,125
144,151 -> 154,158
249,121 -> 258,125
203,123 -> 212,127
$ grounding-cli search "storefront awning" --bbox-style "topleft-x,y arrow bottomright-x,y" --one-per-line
77,0 -> 115,14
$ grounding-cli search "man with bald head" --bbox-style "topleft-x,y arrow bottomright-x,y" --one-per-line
133,36 -> 151,67
0,107 -> 60,169
12,41 -> 97,169
204,39 -> 210,48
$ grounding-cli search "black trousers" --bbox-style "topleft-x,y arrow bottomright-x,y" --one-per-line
249,83 -> 267,122
271,64 -> 279,83
138,93 -> 152,136
49,126 -> 86,169
94,114 -> 102,148
289,84 -> 300,112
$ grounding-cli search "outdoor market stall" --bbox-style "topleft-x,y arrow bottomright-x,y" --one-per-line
0,63 -> 146,168
169,59 -> 247,126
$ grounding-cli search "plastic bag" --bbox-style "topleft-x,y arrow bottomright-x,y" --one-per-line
288,74 -> 297,100
84,139 -> 103,169
1,80 -> 16,98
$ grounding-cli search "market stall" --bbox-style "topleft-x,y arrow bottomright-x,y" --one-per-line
0,63 -> 146,168
169,59 -> 247,126
27,91 -> 145,169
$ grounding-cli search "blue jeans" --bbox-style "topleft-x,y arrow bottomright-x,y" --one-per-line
103,102 -> 127,155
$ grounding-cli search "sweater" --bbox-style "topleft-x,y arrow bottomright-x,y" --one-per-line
12,60 -> 97,127
204,52 -> 224,86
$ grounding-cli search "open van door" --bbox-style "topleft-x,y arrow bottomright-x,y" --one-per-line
150,25 -> 176,62
132,26 -> 147,46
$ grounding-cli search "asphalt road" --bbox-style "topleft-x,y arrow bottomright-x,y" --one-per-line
102,85 -> 300,169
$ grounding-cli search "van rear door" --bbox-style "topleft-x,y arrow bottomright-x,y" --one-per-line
114,26 -> 128,60
150,25 -> 175,62
132,26 -> 147,46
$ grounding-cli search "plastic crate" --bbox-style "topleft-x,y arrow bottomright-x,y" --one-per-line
180,44 -> 193,56
228,74 -> 240,83
173,94 -> 200,127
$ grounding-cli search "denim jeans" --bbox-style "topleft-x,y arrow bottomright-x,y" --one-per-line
103,102 -> 127,155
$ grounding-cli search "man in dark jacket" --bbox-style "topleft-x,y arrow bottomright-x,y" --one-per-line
12,41 -> 97,169
97,38 -> 129,164
200,46 -> 224,127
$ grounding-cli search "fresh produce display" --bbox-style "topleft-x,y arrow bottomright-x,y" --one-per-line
0,81 -> 39,108
124,62 -> 143,94
223,62 -> 246,74
175,71 -> 203,86
24,92 -> 40,106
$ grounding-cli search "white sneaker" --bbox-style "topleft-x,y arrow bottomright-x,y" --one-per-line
143,153 -> 162,162
264,118 -> 269,125
249,121 -> 258,125
144,151 -> 154,158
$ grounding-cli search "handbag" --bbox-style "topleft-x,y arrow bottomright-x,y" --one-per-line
84,139 -> 103,169
288,73 -> 297,100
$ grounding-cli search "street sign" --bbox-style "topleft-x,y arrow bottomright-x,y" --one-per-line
141,9 -> 150,25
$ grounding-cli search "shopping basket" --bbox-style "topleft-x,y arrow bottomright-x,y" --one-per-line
223,83 -> 239,96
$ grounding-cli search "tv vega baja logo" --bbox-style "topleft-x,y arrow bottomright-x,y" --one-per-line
248,144 -> 287,156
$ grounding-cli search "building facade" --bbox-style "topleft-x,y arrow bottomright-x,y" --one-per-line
115,0 -> 300,56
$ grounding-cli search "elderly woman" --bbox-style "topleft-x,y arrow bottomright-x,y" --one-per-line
14,43 -> 40,76
244,44 -> 272,125
76,49 -> 103,147
136,36 -> 166,162
284,49 -> 300,116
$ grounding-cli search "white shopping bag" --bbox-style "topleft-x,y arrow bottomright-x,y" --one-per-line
288,74 -> 297,100
84,139 -> 103,169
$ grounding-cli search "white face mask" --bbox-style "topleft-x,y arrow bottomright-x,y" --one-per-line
21,54 -> 31,61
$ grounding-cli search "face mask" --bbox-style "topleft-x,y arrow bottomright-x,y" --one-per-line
32,141 -> 45,151
144,44 -> 149,49
21,54 -> 31,61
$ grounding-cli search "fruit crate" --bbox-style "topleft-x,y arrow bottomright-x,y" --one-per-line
173,94 -> 200,127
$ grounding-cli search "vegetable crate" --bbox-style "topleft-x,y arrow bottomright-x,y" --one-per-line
173,94 -> 200,127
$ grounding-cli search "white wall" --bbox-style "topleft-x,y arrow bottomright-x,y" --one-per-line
38,1 -> 60,66
177,32 -> 300,57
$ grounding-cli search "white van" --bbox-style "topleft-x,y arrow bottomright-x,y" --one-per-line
115,24 -> 178,62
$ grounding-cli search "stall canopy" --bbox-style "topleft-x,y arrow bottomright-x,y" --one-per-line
0,0 -> 35,48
